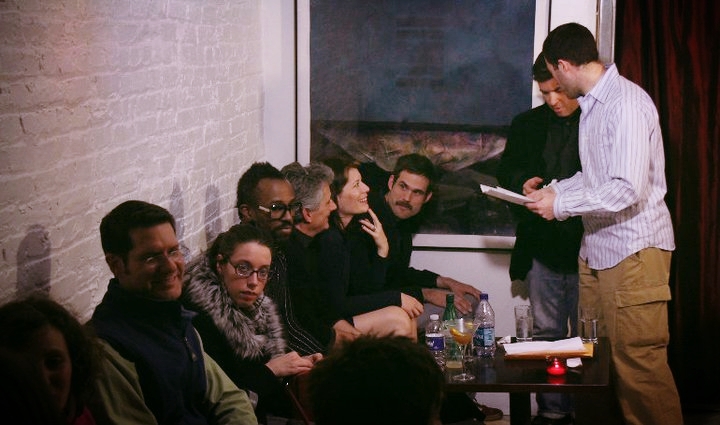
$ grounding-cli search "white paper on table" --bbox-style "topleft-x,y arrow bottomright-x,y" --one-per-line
502,337 -> 591,358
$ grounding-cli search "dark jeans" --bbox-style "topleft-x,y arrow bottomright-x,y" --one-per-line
527,258 -> 578,418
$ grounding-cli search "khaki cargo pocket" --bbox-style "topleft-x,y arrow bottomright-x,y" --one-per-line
615,285 -> 671,347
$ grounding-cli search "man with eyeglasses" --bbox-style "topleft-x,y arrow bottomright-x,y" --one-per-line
236,162 -> 339,355
89,200 -> 257,425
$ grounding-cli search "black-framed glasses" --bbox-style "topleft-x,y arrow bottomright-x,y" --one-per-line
231,261 -> 270,281
257,201 -> 302,219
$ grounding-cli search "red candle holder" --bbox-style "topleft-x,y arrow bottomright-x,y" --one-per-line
546,356 -> 567,376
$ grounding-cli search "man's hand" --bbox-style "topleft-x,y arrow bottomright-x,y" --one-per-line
522,176 -> 545,195
436,276 -> 481,316
332,320 -> 361,345
400,293 -> 423,318
265,351 -> 316,377
526,186 -> 557,220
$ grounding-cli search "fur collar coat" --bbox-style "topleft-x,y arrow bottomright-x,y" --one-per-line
183,255 -> 287,360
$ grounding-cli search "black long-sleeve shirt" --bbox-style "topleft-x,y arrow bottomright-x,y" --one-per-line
497,103 -> 583,280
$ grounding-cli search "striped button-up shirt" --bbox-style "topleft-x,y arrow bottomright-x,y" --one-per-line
553,64 -> 674,270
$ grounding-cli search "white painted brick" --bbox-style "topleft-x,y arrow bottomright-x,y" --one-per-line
0,1 -> 266,315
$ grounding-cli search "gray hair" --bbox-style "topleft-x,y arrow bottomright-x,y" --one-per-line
281,162 -> 333,211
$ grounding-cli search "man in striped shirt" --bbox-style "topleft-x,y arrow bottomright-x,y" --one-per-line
526,23 -> 682,425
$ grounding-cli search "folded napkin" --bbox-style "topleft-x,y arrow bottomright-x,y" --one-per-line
503,337 -> 593,359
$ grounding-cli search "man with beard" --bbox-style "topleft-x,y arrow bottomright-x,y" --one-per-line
527,23 -> 681,425
236,162 -> 355,355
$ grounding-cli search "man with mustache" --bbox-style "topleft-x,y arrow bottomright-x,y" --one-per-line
89,200 -> 257,424
368,153 -> 481,326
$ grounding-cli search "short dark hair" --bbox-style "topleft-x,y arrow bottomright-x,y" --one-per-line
309,335 -> 444,425
207,224 -> 274,273
0,296 -> 100,417
532,52 -> 553,83
391,153 -> 437,192
542,22 -> 599,68
100,200 -> 176,259
235,162 -> 286,212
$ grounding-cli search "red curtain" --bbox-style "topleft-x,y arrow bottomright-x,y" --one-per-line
616,0 -> 720,407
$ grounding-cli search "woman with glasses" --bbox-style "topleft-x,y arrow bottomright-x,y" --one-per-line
182,224 -> 322,423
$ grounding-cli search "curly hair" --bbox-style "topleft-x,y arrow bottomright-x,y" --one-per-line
309,335 -> 444,425
281,162 -> 334,211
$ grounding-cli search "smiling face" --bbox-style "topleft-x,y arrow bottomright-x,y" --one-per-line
109,222 -> 185,301
336,167 -> 370,221
537,78 -> 579,118
385,170 -> 433,220
27,325 -> 73,413
217,241 -> 272,310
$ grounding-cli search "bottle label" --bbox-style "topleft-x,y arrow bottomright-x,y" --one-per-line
474,327 -> 495,347
425,333 -> 445,351
482,327 -> 495,347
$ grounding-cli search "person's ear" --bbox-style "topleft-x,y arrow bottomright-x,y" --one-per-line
238,204 -> 253,222
300,208 -> 312,224
105,253 -> 124,276
216,255 -> 224,275
387,175 -> 396,191
423,191 -> 433,204
557,59 -> 571,73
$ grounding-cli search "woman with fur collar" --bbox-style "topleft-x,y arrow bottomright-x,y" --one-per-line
183,224 -> 322,423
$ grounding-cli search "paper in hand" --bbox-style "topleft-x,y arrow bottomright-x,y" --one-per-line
480,184 -> 533,205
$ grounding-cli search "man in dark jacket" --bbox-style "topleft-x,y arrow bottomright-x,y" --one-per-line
365,154 -> 482,326
496,52 -> 583,425
90,200 -> 257,425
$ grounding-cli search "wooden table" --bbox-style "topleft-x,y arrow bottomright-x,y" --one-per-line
444,338 -> 611,425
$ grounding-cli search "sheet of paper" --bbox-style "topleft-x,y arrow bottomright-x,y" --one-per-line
502,336 -> 594,359
480,184 -> 533,205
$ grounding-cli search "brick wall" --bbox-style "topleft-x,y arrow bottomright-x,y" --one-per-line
0,0 -> 265,320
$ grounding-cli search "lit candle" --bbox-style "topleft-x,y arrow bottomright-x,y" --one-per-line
546,356 -> 567,376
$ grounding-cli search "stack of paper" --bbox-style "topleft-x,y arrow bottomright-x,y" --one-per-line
503,337 -> 593,359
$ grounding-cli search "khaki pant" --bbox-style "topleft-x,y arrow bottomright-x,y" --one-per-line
579,248 -> 683,425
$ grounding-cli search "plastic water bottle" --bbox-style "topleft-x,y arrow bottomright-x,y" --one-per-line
442,293 -> 461,368
425,314 -> 445,368
473,293 -> 496,358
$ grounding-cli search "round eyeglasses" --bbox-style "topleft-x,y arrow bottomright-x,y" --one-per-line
231,261 -> 270,281
257,201 -> 302,219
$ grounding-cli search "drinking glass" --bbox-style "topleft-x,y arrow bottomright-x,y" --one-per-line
446,318 -> 479,382
579,306 -> 599,343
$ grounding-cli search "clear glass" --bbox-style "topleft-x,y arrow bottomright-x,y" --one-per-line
446,318 -> 479,382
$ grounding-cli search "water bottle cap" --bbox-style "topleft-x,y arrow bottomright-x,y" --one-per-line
429,314 -> 439,321
481,293 -> 489,300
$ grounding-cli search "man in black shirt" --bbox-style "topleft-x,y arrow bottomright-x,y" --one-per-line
496,52 -> 583,425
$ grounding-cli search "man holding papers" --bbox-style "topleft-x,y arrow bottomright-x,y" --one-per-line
497,52 -> 583,425
527,24 -> 681,425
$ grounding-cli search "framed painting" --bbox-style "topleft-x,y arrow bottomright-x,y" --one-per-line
296,0 -> 615,247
